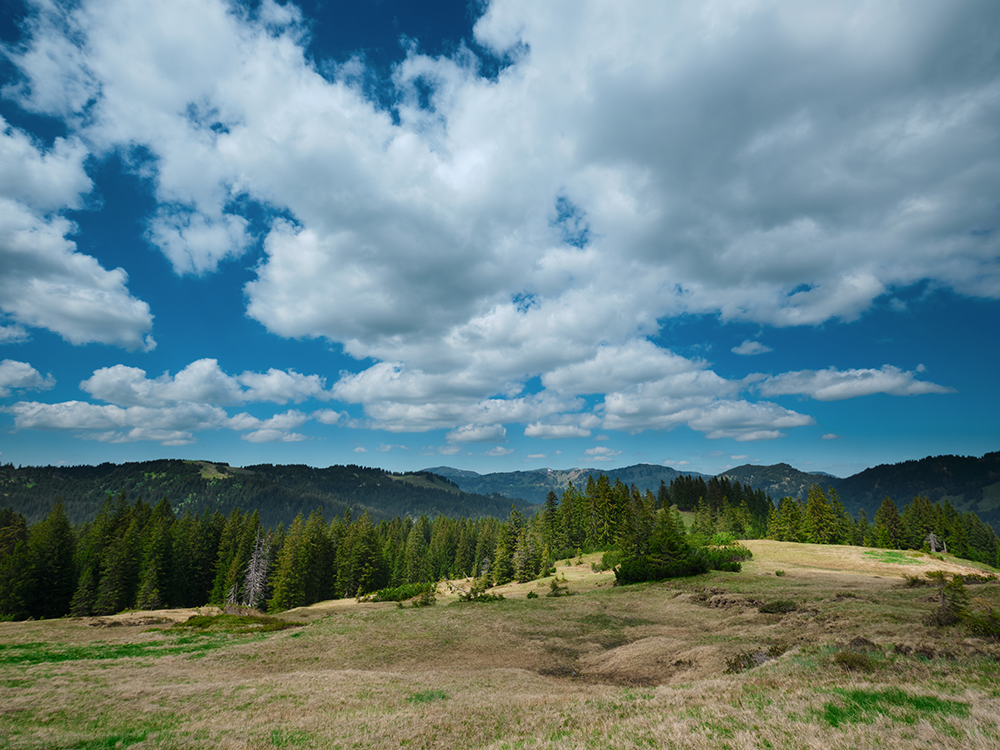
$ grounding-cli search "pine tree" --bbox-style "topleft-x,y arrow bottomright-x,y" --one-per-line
269,514 -> 307,612
25,501 -> 76,619
0,509 -> 30,620
873,497 -> 904,549
804,485 -> 837,545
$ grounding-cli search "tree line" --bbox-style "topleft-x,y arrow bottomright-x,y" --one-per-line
2,474 -> 997,620
765,486 -> 1000,566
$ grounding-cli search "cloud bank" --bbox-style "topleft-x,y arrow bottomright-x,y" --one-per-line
3,0 -> 988,446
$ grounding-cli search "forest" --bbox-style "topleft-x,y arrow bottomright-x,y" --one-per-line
0,460 -> 526,527
1,472 -> 998,621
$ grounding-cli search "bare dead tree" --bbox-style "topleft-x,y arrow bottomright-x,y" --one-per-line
241,528 -> 271,610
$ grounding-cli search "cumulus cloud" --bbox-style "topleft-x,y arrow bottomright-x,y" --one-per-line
0,324 -> 29,344
732,340 -> 772,356
0,118 -> 154,349
756,365 -> 955,401
6,400 -> 230,444
685,401 -> 816,441
0,359 -> 55,397
484,446 -> 514,457
524,423 -> 591,439
81,359 -> 331,406
822,433 -> 842,440
584,446 -> 622,461
5,0 -> 993,443
447,423 -> 507,443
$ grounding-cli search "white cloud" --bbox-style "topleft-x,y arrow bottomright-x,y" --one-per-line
0,360 -> 55,397
0,324 -> 29,344
241,429 -> 307,443
756,365 -> 955,401
0,118 -> 155,350
6,400 -> 231,443
81,359 -> 332,406
584,446 -> 622,461
313,409 -> 348,425
353,446 -> 368,452
447,423 -> 507,443
524,423 -> 590,439
526,453 -> 546,459
732,340 -> 772,356
6,0 -> 994,442
686,400 -> 815,441
822,433 -> 842,440
485,446 -> 514,457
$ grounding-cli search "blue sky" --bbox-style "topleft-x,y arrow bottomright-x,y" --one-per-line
0,0 -> 998,478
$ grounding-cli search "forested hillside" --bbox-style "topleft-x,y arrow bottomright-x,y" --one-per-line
0,460 -> 527,527
830,453 -> 1000,527
424,463 -> 703,505
3,467 -> 998,623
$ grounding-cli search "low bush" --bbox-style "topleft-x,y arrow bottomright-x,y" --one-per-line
592,550 -> 622,572
369,582 -> 436,603
833,650 -> 878,673
697,543 -> 753,573
724,644 -> 786,674
613,553 -> 709,585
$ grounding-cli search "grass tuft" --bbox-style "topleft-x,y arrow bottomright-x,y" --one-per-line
822,687 -> 970,728
408,689 -> 448,704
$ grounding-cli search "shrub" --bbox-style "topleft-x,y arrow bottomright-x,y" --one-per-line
697,544 -> 752,573
774,570 -> 786,577
546,579 -> 571,597
592,550 -> 622,572
834,650 -> 878,673
724,645 -> 787,674
963,606 -> 1000,640
370,582 -> 436,603
613,554 -> 709,585
525,591 -> 539,599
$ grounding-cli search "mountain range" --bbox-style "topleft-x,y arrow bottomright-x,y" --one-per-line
426,451 -> 1000,529
2,451 -> 997,531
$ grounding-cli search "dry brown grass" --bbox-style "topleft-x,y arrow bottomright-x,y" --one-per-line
2,545 -> 999,749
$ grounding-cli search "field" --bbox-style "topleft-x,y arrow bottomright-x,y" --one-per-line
1,542 -> 999,749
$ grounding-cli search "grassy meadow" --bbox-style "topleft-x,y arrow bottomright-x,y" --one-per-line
2,541 -> 999,749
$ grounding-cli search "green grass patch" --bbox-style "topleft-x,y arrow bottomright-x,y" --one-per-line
270,728 -> 313,747
863,549 -> 922,565
172,613 -> 304,633
0,634 -> 250,665
408,689 -> 448,704
822,687 -> 970,728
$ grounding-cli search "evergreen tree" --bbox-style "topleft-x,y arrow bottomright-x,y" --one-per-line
269,514 -> 307,612
25,500 -> 76,619
402,522 -> 431,584
804,485 -> 838,544
873,497 -> 904,549
0,509 -> 30,620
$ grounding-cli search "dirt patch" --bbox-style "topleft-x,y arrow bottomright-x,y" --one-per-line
577,638 -> 721,685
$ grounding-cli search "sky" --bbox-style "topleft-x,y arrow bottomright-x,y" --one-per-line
0,0 -> 998,479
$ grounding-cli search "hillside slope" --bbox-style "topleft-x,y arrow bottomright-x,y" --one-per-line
0,460 -> 527,526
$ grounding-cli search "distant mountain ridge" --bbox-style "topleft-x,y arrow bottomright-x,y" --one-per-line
0,460 -> 529,527
427,451 -> 1000,530
424,463 -> 706,506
